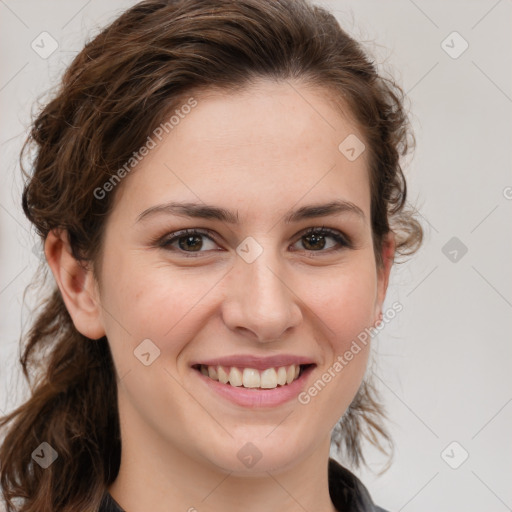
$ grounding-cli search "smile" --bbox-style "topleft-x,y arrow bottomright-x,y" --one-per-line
192,364 -> 314,390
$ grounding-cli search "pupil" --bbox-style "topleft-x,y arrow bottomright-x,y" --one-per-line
179,235 -> 202,251
304,233 -> 325,250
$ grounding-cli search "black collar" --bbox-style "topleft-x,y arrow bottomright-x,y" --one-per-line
328,458 -> 387,511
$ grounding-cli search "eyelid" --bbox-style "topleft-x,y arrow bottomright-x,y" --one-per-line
297,226 -> 352,248
153,226 -> 352,255
152,228 -> 218,250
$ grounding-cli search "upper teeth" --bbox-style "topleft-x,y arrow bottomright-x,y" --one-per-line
199,364 -> 301,389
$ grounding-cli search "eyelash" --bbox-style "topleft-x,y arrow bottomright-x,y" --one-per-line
154,226 -> 352,258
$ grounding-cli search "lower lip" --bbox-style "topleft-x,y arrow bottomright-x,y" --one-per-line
193,365 -> 315,408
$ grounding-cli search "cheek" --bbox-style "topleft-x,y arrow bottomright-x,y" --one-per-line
306,265 -> 377,402
106,275 -> 200,340
305,261 -> 378,346
98,250 -> 207,353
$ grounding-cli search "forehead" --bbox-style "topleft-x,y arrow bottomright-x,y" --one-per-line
109,79 -> 371,225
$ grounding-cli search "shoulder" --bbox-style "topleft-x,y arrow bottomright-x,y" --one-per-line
328,458 -> 391,512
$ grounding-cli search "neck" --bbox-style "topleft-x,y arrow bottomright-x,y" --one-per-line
108,419 -> 338,512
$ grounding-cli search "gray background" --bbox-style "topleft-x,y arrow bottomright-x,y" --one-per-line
1,1 -> 511,511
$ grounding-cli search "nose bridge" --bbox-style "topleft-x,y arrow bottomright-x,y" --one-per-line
222,236 -> 302,341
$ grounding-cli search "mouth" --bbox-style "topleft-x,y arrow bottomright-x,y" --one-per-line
191,363 -> 315,390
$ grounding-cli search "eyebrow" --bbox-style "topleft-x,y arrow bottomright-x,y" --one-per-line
136,199 -> 365,224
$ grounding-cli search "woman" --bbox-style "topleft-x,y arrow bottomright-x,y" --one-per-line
0,0 -> 422,511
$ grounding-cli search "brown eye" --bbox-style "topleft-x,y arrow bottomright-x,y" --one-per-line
293,227 -> 351,254
176,233 -> 204,252
302,232 -> 330,251
155,226 -> 351,258
159,229 -> 219,256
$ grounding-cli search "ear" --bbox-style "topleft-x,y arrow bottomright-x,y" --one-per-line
373,231 -> 396,324
45,229 -> 106,340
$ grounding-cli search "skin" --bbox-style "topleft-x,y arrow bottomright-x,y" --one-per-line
46,78 -> 394,512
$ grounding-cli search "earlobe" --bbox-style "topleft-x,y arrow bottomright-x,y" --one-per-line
44,229 -> 106,340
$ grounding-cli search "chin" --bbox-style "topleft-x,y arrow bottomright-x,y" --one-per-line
201,434 -> 310,476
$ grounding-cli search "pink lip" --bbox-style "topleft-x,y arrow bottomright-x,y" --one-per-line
190,354 -> 315,371
192,364 -> 316,409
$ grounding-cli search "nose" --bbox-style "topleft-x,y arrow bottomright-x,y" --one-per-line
221,245 -> 303,343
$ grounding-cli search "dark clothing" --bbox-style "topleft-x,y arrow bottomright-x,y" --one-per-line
99,458 -> 389,512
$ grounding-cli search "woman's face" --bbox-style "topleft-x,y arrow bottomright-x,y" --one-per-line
92,79 -> 393,474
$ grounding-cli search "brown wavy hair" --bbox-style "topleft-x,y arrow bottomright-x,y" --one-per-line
0,0 -> 423,510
